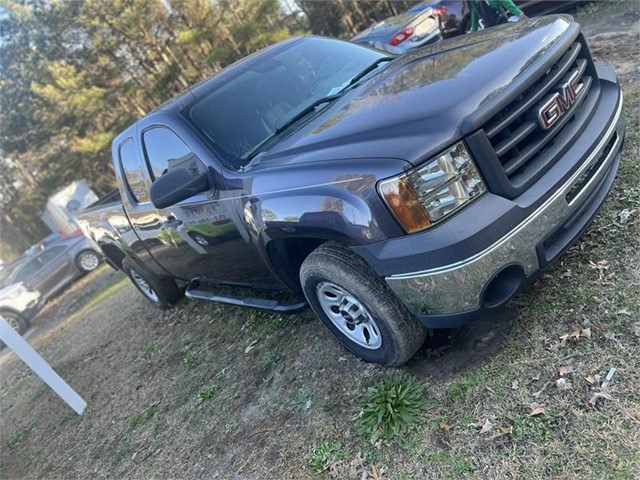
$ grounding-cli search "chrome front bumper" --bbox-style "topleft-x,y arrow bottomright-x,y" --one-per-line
385,94 -> 625,316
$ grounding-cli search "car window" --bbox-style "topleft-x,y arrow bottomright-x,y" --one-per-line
36,246 -> 66,266
12,258 -> 42,284
0,258 -> 28,287
119,138 -> 149,204
142,127 -> 206,182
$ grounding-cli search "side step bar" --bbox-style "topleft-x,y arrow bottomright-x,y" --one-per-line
185,278 -> 308,314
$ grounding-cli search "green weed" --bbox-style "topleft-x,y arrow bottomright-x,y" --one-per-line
286,387 -> 314,412
309,438 -> 343,472
140,339 -> 157,360
5,427 -> 33,449
129,403 -> 160,430
354,374 -> 429,443
196,384 -> 219,404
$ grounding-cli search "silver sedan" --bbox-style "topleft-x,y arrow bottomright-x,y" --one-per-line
0,235 -> 102,304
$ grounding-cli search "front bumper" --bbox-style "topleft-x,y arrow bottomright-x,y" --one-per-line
355,65 -> 625,328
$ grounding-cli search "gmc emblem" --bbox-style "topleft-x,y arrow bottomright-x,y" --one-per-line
537,70 -> 585,130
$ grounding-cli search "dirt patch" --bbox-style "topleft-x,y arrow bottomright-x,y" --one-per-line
1,4 -> 639,479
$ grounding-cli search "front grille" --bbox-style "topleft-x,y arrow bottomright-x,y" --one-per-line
481,36 -> 598,192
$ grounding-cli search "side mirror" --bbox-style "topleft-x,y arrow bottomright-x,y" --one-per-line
149,169 -> 211,209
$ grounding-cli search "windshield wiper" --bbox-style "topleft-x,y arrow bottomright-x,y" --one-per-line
273,94 -> 343,136
345,57 -> 394,89
242,94 -> 343,161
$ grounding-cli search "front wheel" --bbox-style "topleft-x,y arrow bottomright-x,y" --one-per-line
122,258 -> 182,309
0,310 -> 29,348
0,310 -> 29,334
300,243 -> 426,366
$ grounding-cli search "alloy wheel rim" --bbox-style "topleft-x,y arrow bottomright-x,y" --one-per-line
130,270 -> 159,302
315,281 -> 382,349
2,313 -> 21,332
79,252 -> 100,271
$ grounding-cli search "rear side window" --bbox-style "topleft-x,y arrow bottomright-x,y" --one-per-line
142,127 -> 206,181
119,139 -> 149,204
36,246 -> 66,266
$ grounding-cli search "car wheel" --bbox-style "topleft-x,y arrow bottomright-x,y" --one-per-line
0,310 -> 29,335
300,243 -> 426,366
122,258 -> 182,309
76,249 -> 102,273
191,233 -> 210,246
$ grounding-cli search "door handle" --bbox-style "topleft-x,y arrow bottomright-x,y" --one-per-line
164,216 -> 183,228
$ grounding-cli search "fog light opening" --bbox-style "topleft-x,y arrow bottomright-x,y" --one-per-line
483,265 -> 524,309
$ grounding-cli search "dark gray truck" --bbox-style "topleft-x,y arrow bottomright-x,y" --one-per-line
79,16 -> 625,366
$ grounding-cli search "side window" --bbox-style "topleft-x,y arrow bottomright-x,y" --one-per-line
142,127 -> 206,181
13,259 -> 42,283
119,139 -> 149,204
36,246 -> 66,266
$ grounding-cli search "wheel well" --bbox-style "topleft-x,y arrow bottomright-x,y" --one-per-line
100,244 -> 127,270
266,238 -> 325,293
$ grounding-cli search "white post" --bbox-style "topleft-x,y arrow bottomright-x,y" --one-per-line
0,316 -> 86,414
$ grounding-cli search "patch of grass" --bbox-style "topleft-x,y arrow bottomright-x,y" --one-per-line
196,384 -> 219,404
424,451 -> 475,477
81,271 -> 128,312
140,339 -> 157,360
446,376 -> 479,403
181,343 -> 201,367
57,411 -> 78,426
354,374 -> 430,443
5,376 -> 32,398
258,350 -> 281,370
223,420 -> 237,434
29,385 -> 48,404
286,387 -> 314,413
5,427 -> 33,449
309,438 -> 343,472
129,403 -> 160,430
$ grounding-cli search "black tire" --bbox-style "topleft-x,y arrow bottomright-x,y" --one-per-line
0,310 -> 29,335
122,258 -> 182,309
75,249 -> 102,273
300,243 -> 426,366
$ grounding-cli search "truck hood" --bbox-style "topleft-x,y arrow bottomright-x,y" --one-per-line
260,16 -> 574,168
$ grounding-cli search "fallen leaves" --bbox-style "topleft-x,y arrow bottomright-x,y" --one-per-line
488,426 -> 513,441
558,327 -> 591,348
479,418 -> 494,435
558,366 -> 574,376
327,453 -> 386,480
528,403 -> 546,417
438,420 -> 453,431
588,392 -> 613,405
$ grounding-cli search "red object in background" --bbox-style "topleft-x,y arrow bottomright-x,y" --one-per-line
389,27 -> 414,46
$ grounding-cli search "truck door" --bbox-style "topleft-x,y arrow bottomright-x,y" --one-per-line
133,125 -> 277,285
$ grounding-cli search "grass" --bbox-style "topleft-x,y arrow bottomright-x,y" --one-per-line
196,384 -> 219,404
354,374 -> 431,443
309,438 -> 343,472
129,403 -> 161,430
139,339 -> 157,360
80,271 -> 128,314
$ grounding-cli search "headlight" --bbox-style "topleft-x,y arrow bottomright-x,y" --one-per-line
378,142 -> 486,233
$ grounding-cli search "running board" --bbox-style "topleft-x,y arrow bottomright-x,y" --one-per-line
185,278 -> 308,314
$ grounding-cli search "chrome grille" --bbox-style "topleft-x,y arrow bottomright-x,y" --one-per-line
482,38 -> 597,190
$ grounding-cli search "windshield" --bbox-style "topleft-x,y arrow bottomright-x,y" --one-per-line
183,37 -> 386,169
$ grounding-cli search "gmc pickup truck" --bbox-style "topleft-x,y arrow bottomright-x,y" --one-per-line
79,16 -> 625,366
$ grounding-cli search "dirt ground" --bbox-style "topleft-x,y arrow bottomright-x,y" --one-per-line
1,3 -> 639,479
